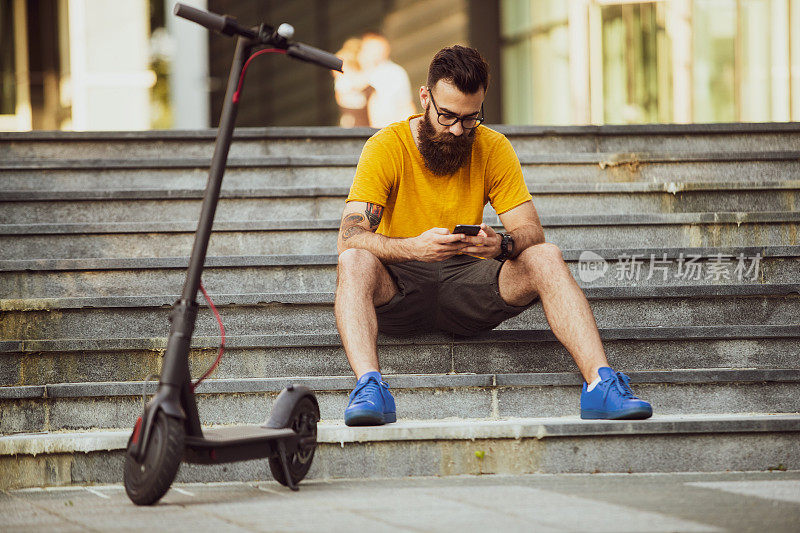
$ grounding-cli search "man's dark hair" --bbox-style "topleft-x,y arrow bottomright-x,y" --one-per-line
427,45 -> 489,94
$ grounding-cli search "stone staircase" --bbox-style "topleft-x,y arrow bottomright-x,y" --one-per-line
1,124 -> 799,490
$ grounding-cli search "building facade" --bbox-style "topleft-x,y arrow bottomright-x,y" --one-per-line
501,0 -> 800,125
2,0 -> 799,130
0,0 -> 154,131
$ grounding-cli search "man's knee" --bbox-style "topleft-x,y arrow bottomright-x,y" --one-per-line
519,243 -> 566,276
337,248 -> 383,283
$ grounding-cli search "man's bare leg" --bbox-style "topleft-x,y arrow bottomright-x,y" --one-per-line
498,242 -> 609,383
334,248 -> 399,379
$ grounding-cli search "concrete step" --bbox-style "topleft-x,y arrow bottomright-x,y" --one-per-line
1,324 -> 796,386
2,123 -> 799,160
2,369 -> 799,434
2,288 -> 798,343
3,182 -> 799,224
2,413 -> 798,489
2,124 -> 797,490
1,247 -> 796,298
2,212 -> 798,258
0,128 -> 374,160
0,160 -> 355,190
3,152 -> 800,191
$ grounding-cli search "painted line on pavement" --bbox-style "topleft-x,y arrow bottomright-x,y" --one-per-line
686,480 -> 800,504
85,487 -> 110,499
256,484 -> 287,496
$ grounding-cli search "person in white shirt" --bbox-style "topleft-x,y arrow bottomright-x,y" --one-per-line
357,32 -> 417,128
333,37 -> 370,128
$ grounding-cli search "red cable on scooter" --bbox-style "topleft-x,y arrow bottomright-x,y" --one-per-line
191,282 -> 225,391
191,48 -> 285,388
233,48 -> 286,103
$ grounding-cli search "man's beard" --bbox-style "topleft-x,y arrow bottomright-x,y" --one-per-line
416,106 -> 475,176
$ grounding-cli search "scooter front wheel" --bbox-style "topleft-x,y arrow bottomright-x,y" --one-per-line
124,411 -> 184,505
269,396 -> 319,488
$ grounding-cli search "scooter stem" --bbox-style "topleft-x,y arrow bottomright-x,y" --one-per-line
159,35 -> 253,389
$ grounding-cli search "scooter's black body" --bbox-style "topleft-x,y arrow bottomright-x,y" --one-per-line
184,427 -> 295,464
123,3 -> 341,506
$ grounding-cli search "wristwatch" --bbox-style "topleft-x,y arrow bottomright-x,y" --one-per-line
496,233 -> 514,262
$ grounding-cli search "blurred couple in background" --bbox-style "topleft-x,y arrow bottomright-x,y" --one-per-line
333,32 -> 416,128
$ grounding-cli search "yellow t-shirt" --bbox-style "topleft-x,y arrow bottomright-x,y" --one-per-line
346,115 -> 532,238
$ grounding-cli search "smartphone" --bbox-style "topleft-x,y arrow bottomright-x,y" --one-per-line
453,224 -> 481,236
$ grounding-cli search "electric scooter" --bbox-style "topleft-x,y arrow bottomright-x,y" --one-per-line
123,3 -> 343,506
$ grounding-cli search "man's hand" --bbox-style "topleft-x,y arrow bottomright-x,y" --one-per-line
459,223 -> 502,258
411,228 -> 469,262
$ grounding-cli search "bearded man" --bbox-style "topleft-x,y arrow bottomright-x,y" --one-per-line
335,45 -> 653,426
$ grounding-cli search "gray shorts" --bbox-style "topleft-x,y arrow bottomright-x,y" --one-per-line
376,254 -> 537,337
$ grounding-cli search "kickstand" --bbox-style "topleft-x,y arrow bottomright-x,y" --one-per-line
277,440 -> 299,491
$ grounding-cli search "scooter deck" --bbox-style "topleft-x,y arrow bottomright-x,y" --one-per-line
184,425 -> 296,464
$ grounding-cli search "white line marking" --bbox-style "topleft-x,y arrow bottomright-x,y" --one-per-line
256,485 -> 286,496
85,487 -> 111,499
686,480 -> 800,504
172,487 -> 195,496
184,481 -> 242,487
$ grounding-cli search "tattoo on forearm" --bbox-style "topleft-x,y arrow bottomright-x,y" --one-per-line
342,225 -> 366,240
344,213 -> 365,225
340,205 -> 380,243
365,203 -> 383,229
341,213 -> 365,242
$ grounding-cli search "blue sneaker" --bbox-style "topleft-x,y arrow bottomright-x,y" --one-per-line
344,371 -> 396,426
581,367 -> 653,420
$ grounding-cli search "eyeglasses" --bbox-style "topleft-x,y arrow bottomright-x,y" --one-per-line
427,87 -> 484,130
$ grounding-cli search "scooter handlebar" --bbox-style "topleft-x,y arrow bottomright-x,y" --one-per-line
287,42 -> 343,72
174,3 -> 225,32
173,3 -> 255,38
173,2 -> 342,72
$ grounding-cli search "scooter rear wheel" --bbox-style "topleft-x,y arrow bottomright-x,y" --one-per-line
124,411 -> 184,505
269,396 -> 319,487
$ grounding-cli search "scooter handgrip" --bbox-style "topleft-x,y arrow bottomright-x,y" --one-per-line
287,43 -> 343,72
173,3 -> 230,34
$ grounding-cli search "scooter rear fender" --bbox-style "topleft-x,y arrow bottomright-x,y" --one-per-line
264,384 -> 318,429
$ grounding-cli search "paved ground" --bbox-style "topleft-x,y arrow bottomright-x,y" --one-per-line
2,471 -> 799,532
